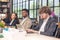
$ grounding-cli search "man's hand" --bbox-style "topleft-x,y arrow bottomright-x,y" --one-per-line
26,29 -> 38,33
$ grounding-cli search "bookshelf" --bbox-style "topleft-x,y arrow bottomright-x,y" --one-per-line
0,0 -> 10,14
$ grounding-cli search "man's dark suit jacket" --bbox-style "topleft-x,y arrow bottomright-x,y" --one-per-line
32,17 -> 57,36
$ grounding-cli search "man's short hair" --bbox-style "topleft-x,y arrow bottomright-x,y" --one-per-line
39,6 -> 51,15
22,9 -> 29,15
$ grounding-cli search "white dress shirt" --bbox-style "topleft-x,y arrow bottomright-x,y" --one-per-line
38,16 -> 50,33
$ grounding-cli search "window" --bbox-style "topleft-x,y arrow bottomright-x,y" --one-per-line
18,2 -> 22,10
42,0 -> 47,6
39,0 -> 41,8
48,0 -> 53,6
23,2 -> 26,9
30,0 -> 33,9
13,0 -> 18,4
23,0 -> 26,2
26,1 -> 28,9
34,10 -> 36,18
33,0 -> 36,9
18,0 -> 22,2
29,10 -> 33,18
54,7 -> 60,16
12,0 -> 60,18
13,4 -> 18,12
54,0 -> 59,6
29,0 -> 37,18
13,0 -> 37,18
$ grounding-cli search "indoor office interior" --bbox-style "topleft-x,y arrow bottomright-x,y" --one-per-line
0,0 -> 60,39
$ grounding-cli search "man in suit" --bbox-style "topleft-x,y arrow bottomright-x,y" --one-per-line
27,6 -> 57,36
19,9 -> 32,30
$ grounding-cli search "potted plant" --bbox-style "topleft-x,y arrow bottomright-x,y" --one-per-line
0,21 -> 5,33
0,21 -> 5,38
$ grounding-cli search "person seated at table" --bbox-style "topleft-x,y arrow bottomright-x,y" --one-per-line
2,13 -> 10,25
19,9 -> 32,30
7,13 -> 19,28
27,6 -> 57,36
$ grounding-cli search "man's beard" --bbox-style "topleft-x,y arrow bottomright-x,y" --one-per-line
23,16 -> 27,18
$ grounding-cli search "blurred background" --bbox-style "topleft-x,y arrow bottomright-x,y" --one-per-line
0,0 -> 60,21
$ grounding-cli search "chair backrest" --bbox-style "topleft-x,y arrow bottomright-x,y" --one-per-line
54,25 -> 58,37
55,23 -> 60,38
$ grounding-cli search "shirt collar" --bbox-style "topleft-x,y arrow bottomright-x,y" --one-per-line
44,16 -> 50,22
23,17 -> 28,19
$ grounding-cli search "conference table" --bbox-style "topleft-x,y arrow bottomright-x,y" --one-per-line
26,33 -> 60,40
0,28 -> 60,40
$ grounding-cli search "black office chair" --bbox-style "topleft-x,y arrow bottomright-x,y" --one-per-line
55,23 -> 60,38
55,29 -> 60,38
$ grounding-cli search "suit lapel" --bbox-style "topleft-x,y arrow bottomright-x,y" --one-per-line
39,19 -> 43,29
21,17 -> 28,25
44,17 -> 51,32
